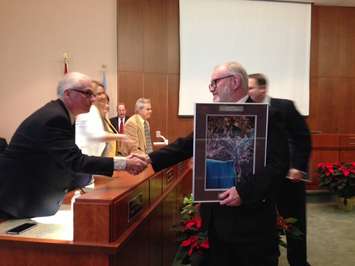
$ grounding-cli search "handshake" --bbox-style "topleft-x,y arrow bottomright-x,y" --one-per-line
125,153 -> 152,175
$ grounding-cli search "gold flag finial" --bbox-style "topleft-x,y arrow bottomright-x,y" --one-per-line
64,52 -> 70,63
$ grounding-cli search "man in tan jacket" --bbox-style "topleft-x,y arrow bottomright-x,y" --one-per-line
121,98 -> 153,156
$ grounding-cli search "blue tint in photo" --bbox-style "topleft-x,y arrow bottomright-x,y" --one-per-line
206,159 -> 236,189
205,115 -> 255,190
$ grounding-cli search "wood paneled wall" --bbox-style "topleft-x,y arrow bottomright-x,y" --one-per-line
308,6 -> 355,133
117,2 -> 355,143
117,0 -> 192,143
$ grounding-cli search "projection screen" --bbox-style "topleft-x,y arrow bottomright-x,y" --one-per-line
179,0 -> 311,115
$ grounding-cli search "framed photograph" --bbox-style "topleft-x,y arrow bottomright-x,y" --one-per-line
193,103 -> 269,202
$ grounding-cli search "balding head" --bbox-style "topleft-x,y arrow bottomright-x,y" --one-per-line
57,72 -> 92,99
209,61 -> 248,102
58,72 -> 95,116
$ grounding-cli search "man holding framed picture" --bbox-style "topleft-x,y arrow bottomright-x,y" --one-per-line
147,61 -> 290,266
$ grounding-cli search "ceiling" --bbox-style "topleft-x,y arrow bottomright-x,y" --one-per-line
264,0 -> 355,7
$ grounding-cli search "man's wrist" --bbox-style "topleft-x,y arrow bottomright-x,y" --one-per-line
114,156 -> 127,170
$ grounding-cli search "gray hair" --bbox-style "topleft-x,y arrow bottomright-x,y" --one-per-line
57,72 -> 92,99
135,98 -> 151,113
220,61 -> 248,93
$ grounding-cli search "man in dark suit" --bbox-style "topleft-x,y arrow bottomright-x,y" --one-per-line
110,103 -> 129,133
0,72 -> 147,219
248,73 -> 311,266
148,61 -> 290,266
0,138 -> 7,153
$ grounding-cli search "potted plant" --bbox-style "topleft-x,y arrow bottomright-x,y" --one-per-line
173,195 -> 303,265
317,162 -> 355,210
172,195 -> 209,266
277,215 -> 303,248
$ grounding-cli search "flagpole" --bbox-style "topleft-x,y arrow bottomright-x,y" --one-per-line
64,52 -> 70,74
101,64 -> 108,90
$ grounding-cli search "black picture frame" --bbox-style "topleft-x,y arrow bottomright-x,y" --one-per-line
193,103 -> 269,202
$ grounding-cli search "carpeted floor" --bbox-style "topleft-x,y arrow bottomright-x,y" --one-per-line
279,194 -> 355,266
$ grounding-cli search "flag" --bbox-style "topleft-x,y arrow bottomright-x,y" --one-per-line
102,64 -> 107,90
64,52 -> 69,74
64,61 -> 68,74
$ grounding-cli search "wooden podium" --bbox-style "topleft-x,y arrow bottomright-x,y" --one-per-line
0,160 -> 192,266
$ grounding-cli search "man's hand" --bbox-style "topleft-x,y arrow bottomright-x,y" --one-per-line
128,153 -> 151,164
218,186 -> 242,206
125,156 -> 148,175
287,168 -> 308,183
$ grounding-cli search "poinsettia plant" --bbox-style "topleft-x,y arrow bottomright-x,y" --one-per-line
173,195 -> 304,265
277,215 -> 303,248
172,195 -> 208,266
317,162 -> 355,201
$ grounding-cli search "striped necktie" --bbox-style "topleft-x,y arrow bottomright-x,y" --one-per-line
144,120 -> 153,153
119,118 -> 124,133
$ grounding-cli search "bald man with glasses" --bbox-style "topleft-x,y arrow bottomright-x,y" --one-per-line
0,72 -> 147,219
147,62 -> 290,266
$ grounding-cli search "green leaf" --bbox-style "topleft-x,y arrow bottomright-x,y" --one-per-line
284,217 -> 298,224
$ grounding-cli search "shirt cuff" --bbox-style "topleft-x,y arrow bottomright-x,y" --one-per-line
114,156 -> 126,170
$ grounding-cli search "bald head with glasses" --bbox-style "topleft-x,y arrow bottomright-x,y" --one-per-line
57,72 -> 96,116
209,61 -> 248,103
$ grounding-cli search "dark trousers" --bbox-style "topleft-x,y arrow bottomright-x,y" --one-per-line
277,180 -> 309,266
68,173 -> 92,191
208,230 -> 279,266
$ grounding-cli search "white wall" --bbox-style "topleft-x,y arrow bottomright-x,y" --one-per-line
0,0 -> 117,141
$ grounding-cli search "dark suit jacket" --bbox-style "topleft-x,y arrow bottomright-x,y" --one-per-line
109,115 -> 130,131
270,98 -> 311,172
0,138 -> 7,153
149,101 -> 290,245
271,98 -> 311,254
0,99 -> 114,218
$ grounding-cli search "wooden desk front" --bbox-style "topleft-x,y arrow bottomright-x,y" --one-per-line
0,160 -> 192,266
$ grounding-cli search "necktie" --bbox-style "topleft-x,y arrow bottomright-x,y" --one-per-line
119,118 -> 124,133
144,120 -> 153,153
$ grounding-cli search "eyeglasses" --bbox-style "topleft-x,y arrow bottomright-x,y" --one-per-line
70,88 -> 96,98
209,75 -> 236,89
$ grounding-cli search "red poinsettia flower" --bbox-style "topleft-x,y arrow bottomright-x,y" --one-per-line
317,162 -> 324,168
340,166 -> 350,177
184,217 -> 202,231
181,235 -> 199,248
276,216 -> 289,231
200,239 -> 209,249
180,235 -> 200,256
325,162 -> 334,175
184,236 -> 210,256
